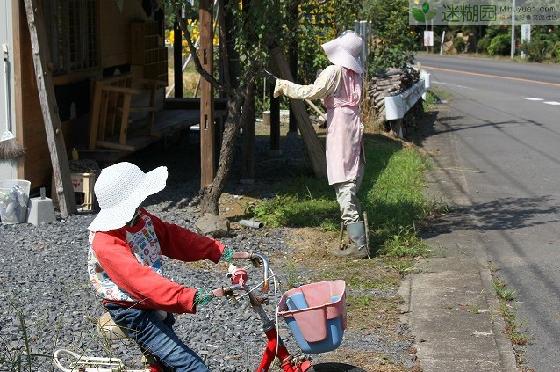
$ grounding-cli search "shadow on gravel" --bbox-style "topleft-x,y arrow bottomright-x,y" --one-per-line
423,196 -> 560,239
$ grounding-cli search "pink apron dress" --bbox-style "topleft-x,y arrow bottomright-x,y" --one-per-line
324,68 -> 363,186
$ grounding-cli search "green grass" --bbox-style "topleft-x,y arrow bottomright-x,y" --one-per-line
253,134 -> 433,256
493,276 -> 528,346
493,277 -> 517,302
422,88 -> 451,112
381,226 -> 430,258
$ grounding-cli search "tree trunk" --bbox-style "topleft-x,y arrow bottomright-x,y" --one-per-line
241,82 -> 256,180
199,86 -> 250,215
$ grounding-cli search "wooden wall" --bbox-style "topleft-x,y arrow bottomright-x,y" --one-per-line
100,0 -> 148,68
15,0 -> 150,189
16,0 -> 51,188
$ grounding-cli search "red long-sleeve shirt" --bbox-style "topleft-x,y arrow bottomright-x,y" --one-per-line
87,209 -> 225,314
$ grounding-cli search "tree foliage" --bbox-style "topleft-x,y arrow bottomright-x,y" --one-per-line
295,0 -> 361,83
362,0 -> 416,74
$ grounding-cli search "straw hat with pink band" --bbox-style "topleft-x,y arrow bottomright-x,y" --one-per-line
321,31 -> 364,74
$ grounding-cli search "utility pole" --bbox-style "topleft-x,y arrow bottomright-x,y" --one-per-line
511,0 -> 515,58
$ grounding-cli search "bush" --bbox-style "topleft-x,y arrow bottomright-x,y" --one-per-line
487,33 -> 511,56
364,0 -> 417,74
477,37 -> 491,52
527,39 -> 547,62
369,47 -> 414,74
554,41 -> 560,63
453,36 -> 466,53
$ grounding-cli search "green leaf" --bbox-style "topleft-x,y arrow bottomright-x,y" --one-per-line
412,8 -> 426,22
422,2 -> 430,14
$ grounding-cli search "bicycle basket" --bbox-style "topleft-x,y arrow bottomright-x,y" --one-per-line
277,280 -> 346,354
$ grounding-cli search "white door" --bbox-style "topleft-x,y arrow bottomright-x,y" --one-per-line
0,0 -> 17,180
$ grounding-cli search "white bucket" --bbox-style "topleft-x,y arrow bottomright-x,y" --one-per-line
0,179 -> 31,224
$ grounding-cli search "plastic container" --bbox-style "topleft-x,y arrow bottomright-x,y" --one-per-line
278,280 -> 347,354
0,179 -> 31,224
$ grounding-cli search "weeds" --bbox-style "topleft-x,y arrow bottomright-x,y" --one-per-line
422,88 -> 451,112
284,261 -> 301,289
493,277 -> 528,346
380,226 -> 430,258
493,278 -> 517,302
0,304 -> 54,371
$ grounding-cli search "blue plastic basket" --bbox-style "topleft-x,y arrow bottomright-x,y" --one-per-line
278,281 -> 346,354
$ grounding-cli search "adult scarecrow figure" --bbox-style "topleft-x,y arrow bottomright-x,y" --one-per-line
274,31 -> 368,259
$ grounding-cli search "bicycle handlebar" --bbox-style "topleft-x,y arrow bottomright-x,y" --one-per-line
215,251 -> 270,297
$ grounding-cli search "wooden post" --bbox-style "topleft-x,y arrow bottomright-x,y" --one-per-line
288,0 -> 299,134
241,83 -> 255,180
12,0 -> 25,179
271,47 -> 327,179
173,20 -> 183,98
269,81 -> 280,153
199,0 -> 215,187
24,0 -> 76,217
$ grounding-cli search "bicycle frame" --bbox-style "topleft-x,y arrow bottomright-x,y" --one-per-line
246,290 -> 312,372
53,252 -> 313,372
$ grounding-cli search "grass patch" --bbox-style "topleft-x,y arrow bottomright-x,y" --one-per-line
347,294 -> 401,331
493,276 -> 528,346
317,259 -> 401,291
422,88 -> 451,112
253,134 -> 434,257
493,277 -> 517,302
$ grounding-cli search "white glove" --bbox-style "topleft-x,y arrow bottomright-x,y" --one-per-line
274,79 -> 287,98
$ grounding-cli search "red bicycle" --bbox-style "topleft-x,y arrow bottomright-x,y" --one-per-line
54,252 -> 363,372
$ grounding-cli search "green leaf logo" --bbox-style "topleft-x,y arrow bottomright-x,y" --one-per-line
412,1 -> 435,22
412,8 -> 426,22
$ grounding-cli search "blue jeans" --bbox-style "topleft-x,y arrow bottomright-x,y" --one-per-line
105,304 -> 209,372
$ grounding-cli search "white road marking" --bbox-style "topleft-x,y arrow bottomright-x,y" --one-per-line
432,80 -> 474,90
544,101 -> 560,106
524,97 -> 544,101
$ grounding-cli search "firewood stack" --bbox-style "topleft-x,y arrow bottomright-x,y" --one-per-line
367,67 -> 421,123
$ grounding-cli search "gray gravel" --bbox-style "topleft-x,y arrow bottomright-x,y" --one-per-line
0,207 -> 294,371
0,130 -> 415,371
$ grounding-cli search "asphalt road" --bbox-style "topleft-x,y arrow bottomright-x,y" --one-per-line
417,54 -> 560,371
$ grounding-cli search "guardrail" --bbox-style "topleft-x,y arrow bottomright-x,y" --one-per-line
384,70 -> 431,121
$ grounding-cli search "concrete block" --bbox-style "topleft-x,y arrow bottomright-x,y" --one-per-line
27,195 -> 55,226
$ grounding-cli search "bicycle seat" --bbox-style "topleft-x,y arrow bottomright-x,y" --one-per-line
96,312 -> 129,341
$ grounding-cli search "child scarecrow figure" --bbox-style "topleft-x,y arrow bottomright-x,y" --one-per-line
87,162 -> 232,371
274,31 -> 369,259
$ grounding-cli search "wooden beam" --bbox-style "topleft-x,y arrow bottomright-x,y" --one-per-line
241,83 -> 255,180
173,20 -> 183,98
199,0 -> 215,187
24,0 -> 76,217
271,47 -> 327,179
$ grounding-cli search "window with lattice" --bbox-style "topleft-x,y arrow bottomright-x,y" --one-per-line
44,0 -> 98,75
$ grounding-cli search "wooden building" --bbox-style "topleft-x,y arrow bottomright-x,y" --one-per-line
0,0 -> 220,193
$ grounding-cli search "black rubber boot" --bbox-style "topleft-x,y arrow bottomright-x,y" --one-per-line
334,221 -> 368,259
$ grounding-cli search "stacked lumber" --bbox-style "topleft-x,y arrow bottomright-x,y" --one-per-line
367,67 -> 420,122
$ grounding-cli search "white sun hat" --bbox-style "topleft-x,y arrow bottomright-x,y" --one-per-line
321,31 -> 364,74
88,162 -> 168,232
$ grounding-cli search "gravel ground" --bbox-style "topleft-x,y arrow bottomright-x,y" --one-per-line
0,126 -> 414,371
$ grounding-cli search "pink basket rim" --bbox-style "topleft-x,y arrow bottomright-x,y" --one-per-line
277,280 -> 346,317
